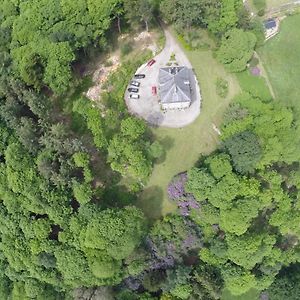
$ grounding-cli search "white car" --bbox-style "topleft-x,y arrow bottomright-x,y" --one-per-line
130,80 -> 140,87
129,94 -> 140,99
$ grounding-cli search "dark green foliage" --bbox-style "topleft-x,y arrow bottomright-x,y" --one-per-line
268,264 -> 300,300
223,130 -> 261,174
121,42 -> 133,57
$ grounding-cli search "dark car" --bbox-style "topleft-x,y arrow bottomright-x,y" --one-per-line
130,80 -> 140,87
147,59 -> 156,66
134,74 -> 146,79
128,87 -> 139,93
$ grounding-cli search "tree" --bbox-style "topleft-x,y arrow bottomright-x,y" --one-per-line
207,0 -> 239,35
124,0 -> 155,31
216,29 -> 256,72
223,130 -> 261,174
160,0 -> 204,29
82,207 -> 146,260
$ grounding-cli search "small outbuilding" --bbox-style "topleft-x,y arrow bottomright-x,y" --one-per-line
264,19 -> 276,30
263,18 -> 279,40
158,66 -> 192,110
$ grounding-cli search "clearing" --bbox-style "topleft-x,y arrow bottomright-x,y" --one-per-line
137,31 -> 241,219
125,27 -> 201,128
258,14 -> 300,116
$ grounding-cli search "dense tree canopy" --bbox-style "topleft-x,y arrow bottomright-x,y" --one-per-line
216,29 -> 257,72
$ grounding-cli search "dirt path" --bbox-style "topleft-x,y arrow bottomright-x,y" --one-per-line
254,51 -> 276,99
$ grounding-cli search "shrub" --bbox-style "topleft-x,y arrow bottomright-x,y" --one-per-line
121,42 -> 133,57
216,78 -> 229,98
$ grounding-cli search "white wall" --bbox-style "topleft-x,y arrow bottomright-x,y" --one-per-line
161,102 -> 190,110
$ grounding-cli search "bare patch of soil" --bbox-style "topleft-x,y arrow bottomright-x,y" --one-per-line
85,30 -> 160,103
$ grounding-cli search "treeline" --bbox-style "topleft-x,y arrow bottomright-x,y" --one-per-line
0,0 -> 160,298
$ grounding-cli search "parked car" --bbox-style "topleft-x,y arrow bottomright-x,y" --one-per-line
129,94 -> 140,99
130,80 -> 140,87
128,87 -> 139,93
152,86 -> 157,95
134,74 -> 146,79
147,59 -> 156,66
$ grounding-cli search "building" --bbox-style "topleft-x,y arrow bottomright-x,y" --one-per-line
158,66 -> 192,110
264,18 -> 279,40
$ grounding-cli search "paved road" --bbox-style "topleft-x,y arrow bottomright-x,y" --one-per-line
125,27 -> 201,128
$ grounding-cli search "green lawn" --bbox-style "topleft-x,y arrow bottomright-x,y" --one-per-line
258,14 -> 300,116
222,288 -> 260,300
236,70 -> 272,102
266,0 -> 292,10
137,45 -> 240,219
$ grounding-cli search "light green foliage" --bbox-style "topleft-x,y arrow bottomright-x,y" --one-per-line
219,198 -> 261,235
207,0 -> 238,35
85,249 -> 122,279
73,98 -> 107,149
222,265 -> 257,296
120,117 -> 146,140
206,154 -> 232,179
170,284 -> 193,300
217,29 -> 256,72
108,117 -> 152,181
226,233 -> 276,269
185,167 -> 216,200
82,207 -> 146,260
72,181 -> 93,205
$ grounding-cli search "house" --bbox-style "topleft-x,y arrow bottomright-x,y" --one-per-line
264,19 -> 276,30
158,66 -> 192,110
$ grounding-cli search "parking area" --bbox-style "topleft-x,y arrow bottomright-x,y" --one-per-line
125,28 -> 201,128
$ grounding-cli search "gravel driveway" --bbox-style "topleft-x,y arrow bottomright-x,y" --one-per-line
125,27 -> 201,128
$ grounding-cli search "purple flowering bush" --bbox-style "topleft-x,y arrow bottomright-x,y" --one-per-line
168,173 -> 200,216
167,173 -> 188,200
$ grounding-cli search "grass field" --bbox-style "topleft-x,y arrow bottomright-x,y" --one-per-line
137,43 -> 240,219
266,0 -> 292,10
236,70 -> 272,102
258,14 -> 300,116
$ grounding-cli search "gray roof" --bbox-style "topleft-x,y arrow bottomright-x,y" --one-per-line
264,19 -> 276,29
159,67 -> 192,104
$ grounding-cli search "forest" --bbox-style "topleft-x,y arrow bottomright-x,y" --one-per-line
0,0 -> 300,299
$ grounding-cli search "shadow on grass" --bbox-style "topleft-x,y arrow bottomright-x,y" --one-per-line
137,185 -> 164,220
155,136 -> 175,165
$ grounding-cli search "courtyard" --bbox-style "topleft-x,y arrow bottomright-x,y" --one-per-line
125,27 -> 201,128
